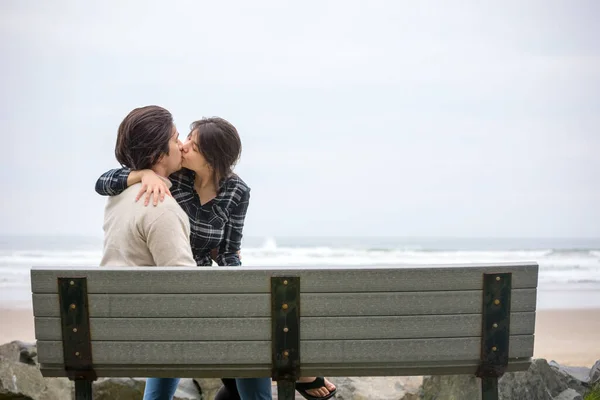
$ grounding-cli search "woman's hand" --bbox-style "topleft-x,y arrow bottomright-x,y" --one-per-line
210,249 -> 242,263
135,170 -> 172,206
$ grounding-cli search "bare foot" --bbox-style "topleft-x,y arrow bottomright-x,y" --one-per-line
296,376 -> 336,398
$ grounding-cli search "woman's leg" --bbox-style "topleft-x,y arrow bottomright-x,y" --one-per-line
143,378 -> 181,400
235,377 -> 272,400
296,376 -> 336,398
215,378 -> 242,400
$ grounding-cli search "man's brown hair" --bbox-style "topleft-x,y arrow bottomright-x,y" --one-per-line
115,105 -> 174,170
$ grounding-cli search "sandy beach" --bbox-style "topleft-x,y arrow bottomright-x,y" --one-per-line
1,307 -> 598,368
1,307 -> 36,344
532,309 -> 600,367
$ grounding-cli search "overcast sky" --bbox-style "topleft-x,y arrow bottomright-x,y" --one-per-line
1,1 -> 598,238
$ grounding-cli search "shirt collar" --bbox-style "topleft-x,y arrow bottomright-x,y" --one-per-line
184,168 -> 227,191
157,175 -> 173,189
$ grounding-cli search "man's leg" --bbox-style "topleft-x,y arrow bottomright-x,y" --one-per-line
143,378 -> 181,400
235,377 -> 273,400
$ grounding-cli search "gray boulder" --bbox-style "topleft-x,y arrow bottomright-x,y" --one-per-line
88,378 -> 146,400
591,360 -> 600,384
174,379 -> 202,400
549,359 -> 600,386
499,358 -> 585,399
0,341 -> 72,400
193,379 -> 223,400
421,374 -> 481,400
421,359 -> 597,400
0,341 -> 37,366
554,388 -> 582,400
331,376 -> 422,400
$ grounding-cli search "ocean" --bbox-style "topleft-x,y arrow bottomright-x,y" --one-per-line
2,235 -> 599,310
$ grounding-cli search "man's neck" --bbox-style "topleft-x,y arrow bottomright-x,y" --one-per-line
151,165 -> 169,178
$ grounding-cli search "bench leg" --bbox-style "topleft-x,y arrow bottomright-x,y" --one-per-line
277,380 -> 295,400
481,377 -> 498,400
74,380 -> 93,400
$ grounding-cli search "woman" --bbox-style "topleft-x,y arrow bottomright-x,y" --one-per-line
95,117 -> 336,400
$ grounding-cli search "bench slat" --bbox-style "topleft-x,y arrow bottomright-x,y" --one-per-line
38,359 -> 533,378
30,263 -> 538,294
34,312 -> 536,341
32,289 -> 536,318
37,335 -> 534,365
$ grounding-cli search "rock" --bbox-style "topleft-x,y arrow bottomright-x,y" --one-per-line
331,376 -> 422,400
174,379 -> 201,400
421,374 -> 480,400
401,394 -> 420,400
0,342 -> 22,362
193,379 -> 222,400
0,354 -> 72,400
554,388 -> 582,400
18,344 -> 37,366
0,359 -> 43,399
43,378 -> 74,400
0,341 -> 37,365
499,359 -> 571,399
500,359 -> 588,399
549,359 -> 600,387
89,378 -> 145,400
421,359 -> 592,400
590,360 -> 600,384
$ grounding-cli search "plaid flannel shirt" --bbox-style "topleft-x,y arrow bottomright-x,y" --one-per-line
95,168 -> 250,266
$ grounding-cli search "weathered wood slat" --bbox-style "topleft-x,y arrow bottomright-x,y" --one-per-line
30,263 -> 538,294
39,359 -> 533,378
32,289 -> 536,318
34,312 -> 536,341
37,335 -> 534,365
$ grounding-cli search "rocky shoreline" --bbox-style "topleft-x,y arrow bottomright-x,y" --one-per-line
1,341 -> 598,400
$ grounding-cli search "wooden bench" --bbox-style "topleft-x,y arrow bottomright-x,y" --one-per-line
30,262 -> 538,400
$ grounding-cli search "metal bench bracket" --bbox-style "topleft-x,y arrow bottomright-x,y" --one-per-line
271,276 -> 300,399
476,272 -> 512,400
58,277 -> 96,399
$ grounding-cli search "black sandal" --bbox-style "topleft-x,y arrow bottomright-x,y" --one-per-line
295,377 -> 337,400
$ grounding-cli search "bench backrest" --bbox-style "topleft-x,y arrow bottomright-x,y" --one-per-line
30,262 -> 538,379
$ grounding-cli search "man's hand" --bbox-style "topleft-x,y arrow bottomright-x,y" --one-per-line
135,170 -> 172,206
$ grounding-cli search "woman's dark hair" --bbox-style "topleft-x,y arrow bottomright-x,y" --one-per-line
115,105 -> 174,170
190,117 -> 242,187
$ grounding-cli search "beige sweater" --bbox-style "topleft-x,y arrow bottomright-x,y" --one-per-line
100,178 -> 196,267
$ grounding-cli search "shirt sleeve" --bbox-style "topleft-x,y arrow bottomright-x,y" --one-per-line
95,168 -> 131,196
217,187 -> 250,266
146,208 -> 196,267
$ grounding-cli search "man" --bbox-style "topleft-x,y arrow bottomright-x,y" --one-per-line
100,106 -> 272,400
99,105 -> 195,400
100,105 -> 196,268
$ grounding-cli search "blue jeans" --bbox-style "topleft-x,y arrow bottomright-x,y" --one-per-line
143,377 -> 272,400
